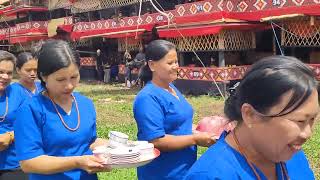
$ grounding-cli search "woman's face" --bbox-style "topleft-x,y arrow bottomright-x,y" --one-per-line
150,49 -> 179,83
247,89 -> 319,162
43,63 -> 80,99
17,59 -> 38,84
0,60 -> 14,93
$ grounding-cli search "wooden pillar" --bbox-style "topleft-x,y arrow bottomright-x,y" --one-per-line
88,12 -> 91,22
290,47 -> 295,57
218,51 -> 227,97
179,52 -> 184,67
28,12 -> 32,22
218,51 -> 225,67
272,34 -> 276,55
99,11 -> 103,20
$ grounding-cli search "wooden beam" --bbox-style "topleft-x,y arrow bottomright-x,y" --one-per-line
79,28 -> 146,40
261,14 -> 304,22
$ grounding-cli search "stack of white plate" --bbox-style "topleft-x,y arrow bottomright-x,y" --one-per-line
107,147 -> 141,164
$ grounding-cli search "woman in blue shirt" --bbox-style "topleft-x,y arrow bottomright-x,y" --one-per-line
11,52 -> 43,97
0,51 -> 28,179
185,56 -> 318,180
133,40 -> 215,180
14,40 -> 111,180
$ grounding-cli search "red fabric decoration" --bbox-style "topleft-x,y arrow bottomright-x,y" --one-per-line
158,23 -> 270,38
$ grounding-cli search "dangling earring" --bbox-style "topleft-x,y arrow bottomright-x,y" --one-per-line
247,124 -> 253,128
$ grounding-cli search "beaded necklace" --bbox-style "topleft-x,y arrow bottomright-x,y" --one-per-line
232,131 -> 289,180
47,92 -> 80,131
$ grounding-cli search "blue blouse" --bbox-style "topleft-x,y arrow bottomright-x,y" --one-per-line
10,81 -> 43,97
0,85 -> 27,170
14,92 -> 98,180
133,82 -> 197,180
185,132 -> 314,180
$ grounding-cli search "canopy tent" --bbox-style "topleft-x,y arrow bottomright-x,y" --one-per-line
157,23 -> 269,38
71,23 -> 154,40
8,33 -> 48,44
2,6 -> 47,16
175,4 -> 320,25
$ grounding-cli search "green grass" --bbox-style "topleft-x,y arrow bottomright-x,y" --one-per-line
76,82 -> 320,180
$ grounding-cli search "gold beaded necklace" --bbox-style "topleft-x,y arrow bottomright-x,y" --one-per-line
47,92 -> 80,131
232,131 -> 290,180
0,91 -> 8,122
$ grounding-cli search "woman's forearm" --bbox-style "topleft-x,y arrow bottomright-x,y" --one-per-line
20,155 -> 81,174
151,134 -> 196,152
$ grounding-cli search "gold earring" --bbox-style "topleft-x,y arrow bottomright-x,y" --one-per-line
248,124 -> 252,128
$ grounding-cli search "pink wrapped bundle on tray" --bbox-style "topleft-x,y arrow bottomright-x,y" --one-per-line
195,116 -> 237,139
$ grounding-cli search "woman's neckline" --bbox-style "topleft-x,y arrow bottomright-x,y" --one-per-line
41,91 -> 74,113
18,81 -> 37,94
222,131 -> 284,180
150,81 -> 180,100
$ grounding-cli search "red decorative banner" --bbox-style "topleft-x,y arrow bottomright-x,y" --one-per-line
1,0 -> 320,43
177,66 -> 249,82
0,21 -> 48,43
118,64 -> 320,82
80,57 -> 96,66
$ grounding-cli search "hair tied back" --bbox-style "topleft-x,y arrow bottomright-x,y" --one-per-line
229,82 -> 240,96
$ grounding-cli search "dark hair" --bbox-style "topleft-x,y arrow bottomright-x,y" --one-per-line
16,52 -> 35,69
31,40 -> 45,57
224,55 -> 318,122
37,40 -> 80,87
140,40 -> 176,82
0,50 -> 16,65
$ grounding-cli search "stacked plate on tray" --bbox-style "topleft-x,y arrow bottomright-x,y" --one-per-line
107,148 -> 140,164
93,131 -> 160,169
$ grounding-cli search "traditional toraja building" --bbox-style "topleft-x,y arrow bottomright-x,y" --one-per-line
0,0 -> 320,93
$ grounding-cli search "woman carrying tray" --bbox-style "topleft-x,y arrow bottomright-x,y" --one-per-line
14,40 -> 111,180
133,40 -> 215,180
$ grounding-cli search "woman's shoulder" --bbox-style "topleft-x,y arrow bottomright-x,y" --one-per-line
186,138 -> 240,179
72,92 -> 94,105
9,82 -> 20,88
16,94 -> 44,116
286,150 -> 314,179
35,81 -> 44,91
135,83 -> 158,98
23,94 -> 44,107
7,82 -> 23,92
6,83 -> 28,101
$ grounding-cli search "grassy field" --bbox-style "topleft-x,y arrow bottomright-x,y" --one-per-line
76,82 -> 320,180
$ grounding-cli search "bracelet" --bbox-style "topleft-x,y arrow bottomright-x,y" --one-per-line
6,132 -> 14,143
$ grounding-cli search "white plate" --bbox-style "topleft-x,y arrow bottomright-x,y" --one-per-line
109,147 -> 140,156
106,149 -> 160,169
